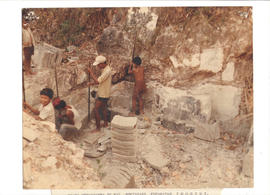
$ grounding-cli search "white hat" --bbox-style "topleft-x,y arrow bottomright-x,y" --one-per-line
93,55 -> 106,66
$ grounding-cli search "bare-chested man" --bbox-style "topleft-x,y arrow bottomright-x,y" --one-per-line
128,56 -> 147,115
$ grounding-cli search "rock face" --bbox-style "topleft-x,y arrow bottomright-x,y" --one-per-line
22,112 -> 103,189
153,85 -> 212,133
111,115 -> 137,162
32,43 -> 64,69
191,83 -> 242,121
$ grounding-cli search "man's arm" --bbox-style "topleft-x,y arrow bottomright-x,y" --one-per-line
88,67 -> 99,84
23,102 -> 40,115
66,110 -> 75,125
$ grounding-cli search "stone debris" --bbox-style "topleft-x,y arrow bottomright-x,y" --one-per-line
98,134 -> 111,145
102,166 -> 136,188
41,156 -> 57,169
111,115 -> 137,163
22,112 -> 103,189
23,128 -> 39,142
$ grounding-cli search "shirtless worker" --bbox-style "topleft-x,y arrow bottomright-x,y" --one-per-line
128,56 -> 147,115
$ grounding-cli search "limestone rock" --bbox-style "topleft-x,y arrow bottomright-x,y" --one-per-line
220,114 -> 253,138
242,147 -> 253,177
191,83 -> 242,121
143,152 -> 170,171
41,156 -> 57,169
155,86 -> 211,132
194,121 -> 220,142
97,26 -> 131,57
111,115 -> 137,130
32,43 -> 63,69
142,135 -> 170,170
199,47 -> 223,73
23,127 -> 39,142
23,161 -> 32,183
102,166 -> 136,188
222,62 -> 235,81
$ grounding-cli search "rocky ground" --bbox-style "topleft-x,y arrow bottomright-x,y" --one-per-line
23,112 -> 103,189
70,114 -> 253,189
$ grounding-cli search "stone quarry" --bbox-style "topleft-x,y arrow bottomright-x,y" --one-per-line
23,7 -> 253,189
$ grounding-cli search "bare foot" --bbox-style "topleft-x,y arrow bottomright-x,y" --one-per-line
129,112 -> 136,116
101,123 -> 108,128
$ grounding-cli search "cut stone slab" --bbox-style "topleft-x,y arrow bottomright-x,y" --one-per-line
112,148 -> 135,156
112,143 -> 135,152
97,144 -> 107,152
142,152 -> 170,171
84,148 -> 106,158
111,130 -> 136,142
112,138 -> 135,148
98,134 -> 111,144
193,121 -> 220,142
112,127 -> 136,135
113,152 -> 137,163
102,166 -> 136,188
111,115 -> 137,130
23,128 -> 39,142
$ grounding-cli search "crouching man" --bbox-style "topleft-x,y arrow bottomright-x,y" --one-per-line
53,99 -> 82,140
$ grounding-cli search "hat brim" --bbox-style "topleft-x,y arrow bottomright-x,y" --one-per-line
93,61 -> 99,66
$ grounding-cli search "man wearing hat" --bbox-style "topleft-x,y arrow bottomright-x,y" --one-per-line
88,55 -> 112,133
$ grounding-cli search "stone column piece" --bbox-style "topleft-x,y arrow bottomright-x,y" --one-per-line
111,115 -> 137,163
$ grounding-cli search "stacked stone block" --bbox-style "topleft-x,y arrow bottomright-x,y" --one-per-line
111,115 -> 137,163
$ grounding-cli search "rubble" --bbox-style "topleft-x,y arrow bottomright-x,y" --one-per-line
22,112 -> 103,189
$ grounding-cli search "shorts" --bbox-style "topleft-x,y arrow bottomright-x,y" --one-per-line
98,97 -> 109,104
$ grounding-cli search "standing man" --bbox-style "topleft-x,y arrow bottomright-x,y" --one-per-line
22,17 -> 35,75
88,55 -> 112,133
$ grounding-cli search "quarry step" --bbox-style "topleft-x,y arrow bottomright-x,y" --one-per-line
111,115 -> 137,130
